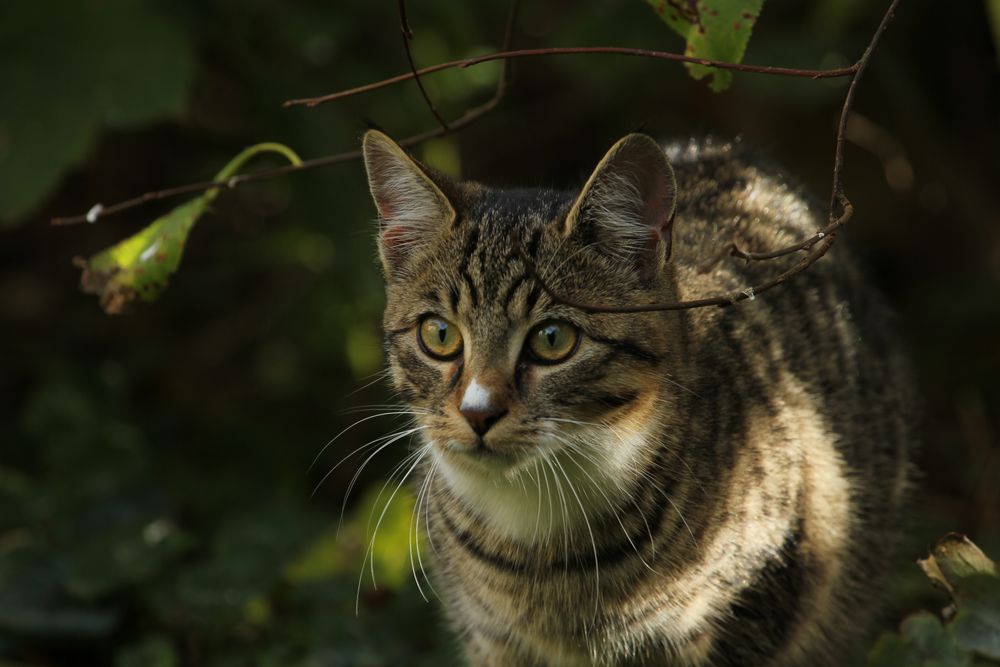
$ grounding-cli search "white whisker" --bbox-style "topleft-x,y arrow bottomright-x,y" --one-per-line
549,432 -> 656,573
310,410 -> 422,472
356,445 -> 430,615
333,426 -> 427,522
549,452 -> 601,628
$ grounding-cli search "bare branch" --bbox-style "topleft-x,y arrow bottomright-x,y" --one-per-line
283,47 -> 857,109
397,0 -> 450,132
51,0 -> 521,227
830,0 -> 902,215
53,0 -> 899,320
512,200 -> 849,313
508,0 -> 902,314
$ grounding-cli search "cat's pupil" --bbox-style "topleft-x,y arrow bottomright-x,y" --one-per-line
544,327 -> 557,347
436,324 -> 447,343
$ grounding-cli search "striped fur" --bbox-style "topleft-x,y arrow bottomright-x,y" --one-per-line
362,131 -> 916,666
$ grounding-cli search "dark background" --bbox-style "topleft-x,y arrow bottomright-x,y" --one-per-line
1,0 -> 998,665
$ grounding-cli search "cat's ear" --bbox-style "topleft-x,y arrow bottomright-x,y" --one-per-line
564,133 -> 677,271
362,130 -> 456,273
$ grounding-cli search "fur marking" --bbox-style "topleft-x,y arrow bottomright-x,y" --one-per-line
460,378 -> 492,411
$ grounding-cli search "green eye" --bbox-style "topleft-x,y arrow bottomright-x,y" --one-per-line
417,316 -> 463,360
527,320 -> 579,364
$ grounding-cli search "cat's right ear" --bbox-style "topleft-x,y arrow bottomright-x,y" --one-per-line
563,133 -> 677,274
362,130 -> 456,275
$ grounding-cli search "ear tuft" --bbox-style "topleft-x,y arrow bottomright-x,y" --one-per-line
362,130 -> 456,272
565,133 -> 677,268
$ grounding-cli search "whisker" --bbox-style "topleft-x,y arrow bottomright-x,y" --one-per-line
528,459 -> 544,544
548,415 -> 698,548
550,452 -> 601,627
343,368 -> 394,399
334,426 -> 427,522
549,414 -> 707,500
549,433 -> 656,573
337,404 -> 430,415
365,442 -> 425,537
410,455 -> 440,601
356,445 -> 430,615
310,410 -> 421,472
662,373 -> 702,399
539,452 -> 571,568
312,425 -> 419,501
423,459 -> 441,557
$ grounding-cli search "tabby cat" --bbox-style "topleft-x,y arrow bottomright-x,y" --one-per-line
360,129 -> 915,666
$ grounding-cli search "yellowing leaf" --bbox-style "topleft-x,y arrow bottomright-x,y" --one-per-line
76,142 -> 301,314
918,532 -> 998,595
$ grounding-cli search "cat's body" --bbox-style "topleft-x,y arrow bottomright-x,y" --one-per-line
361,132 -> 915,666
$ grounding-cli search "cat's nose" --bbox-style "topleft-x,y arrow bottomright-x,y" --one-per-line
460,405 -> 508,436
459,377 -> 507,436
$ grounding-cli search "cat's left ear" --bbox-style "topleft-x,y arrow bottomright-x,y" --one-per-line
564,133 -> 677,271
362,130 -> 457,275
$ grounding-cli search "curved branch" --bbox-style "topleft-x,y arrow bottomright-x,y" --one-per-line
830,0 -> 902,215
512,200 -> 849,313
53,0 -> 899,324
283,46 -> 858,109
397,0 -> 449,132
505,0 -> 901,316
51,0 -> 522,227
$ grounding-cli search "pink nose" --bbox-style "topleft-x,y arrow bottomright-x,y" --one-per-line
460,405 -> 508,436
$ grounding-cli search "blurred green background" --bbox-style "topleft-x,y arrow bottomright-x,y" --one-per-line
1,0 -> 998,665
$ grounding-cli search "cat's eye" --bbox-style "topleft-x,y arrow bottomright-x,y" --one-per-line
526,320 -> 579,364
417,316 -> 464,360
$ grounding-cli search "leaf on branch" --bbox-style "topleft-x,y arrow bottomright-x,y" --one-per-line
74,143 -> 301,315
643,0 -> 765,92
918,532 -> 998,595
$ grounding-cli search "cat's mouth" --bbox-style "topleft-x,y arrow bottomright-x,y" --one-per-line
434,436 -> 549,475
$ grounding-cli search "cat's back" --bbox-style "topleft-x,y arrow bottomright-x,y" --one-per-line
666,137 -> 916,663
668,137 -> 914,453
670,135 -> 915,498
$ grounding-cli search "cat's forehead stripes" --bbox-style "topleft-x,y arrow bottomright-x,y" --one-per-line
444,186 -> 570,323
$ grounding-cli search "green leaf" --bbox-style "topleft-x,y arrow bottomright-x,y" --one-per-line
0,0 -> 195,224
952,575 -> 1000,660
75,143 -> 301,314
643,0 -> 765,92
867,612 -> 972,667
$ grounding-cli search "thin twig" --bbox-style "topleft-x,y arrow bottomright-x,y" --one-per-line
53,0 -> 896,321
512,201 -> 848,313
830,0 -> 901,215
50,0 -> 521,227
509,0 -> 901,314
729,0 -> 901,263
398,0 -> 450,132
284,46 -> 857,109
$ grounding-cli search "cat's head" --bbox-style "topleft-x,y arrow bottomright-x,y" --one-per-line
362,131 -> 683,523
